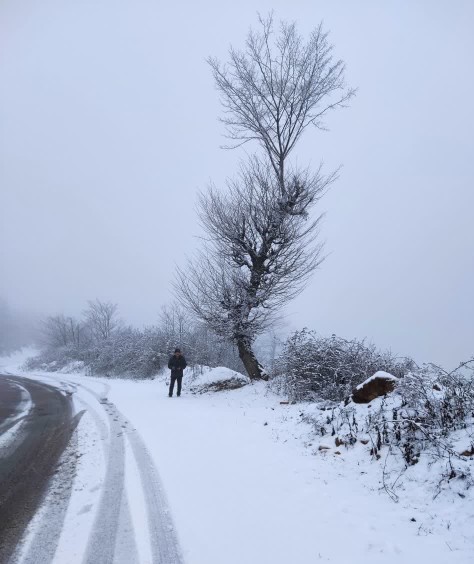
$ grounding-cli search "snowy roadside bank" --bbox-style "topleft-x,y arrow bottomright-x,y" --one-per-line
1,352 -> 473,564
106,370 -> 474,564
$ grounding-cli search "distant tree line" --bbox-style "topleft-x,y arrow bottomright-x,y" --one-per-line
26,299 -> 244,377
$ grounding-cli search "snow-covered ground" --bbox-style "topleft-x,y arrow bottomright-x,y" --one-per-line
1,350 -> 473,564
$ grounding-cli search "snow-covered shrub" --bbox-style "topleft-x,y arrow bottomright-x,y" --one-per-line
84,327 -> 164,378
311,361 -> 474,459
26,308 -> 244,378
302,360 -> 474,496
397,363 -> 474,433
380,362 -> 474,465
24,344 -> 83,372
276,329 -> 414,402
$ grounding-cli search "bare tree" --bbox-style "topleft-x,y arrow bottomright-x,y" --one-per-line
41,314 -> 83,349
83,299 -> 119,342
66,316 -> 83,347
175,15 -> 354,380
158,302 -> 191,351
176,159 -> 333,378
208,13 -> 355,191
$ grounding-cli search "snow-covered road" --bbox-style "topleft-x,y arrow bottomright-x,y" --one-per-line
2,372 -> 183,564
1,358 -> 473,564
0,375 -> 75,563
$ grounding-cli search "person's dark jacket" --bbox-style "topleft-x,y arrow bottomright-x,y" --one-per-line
168,354 -> 187,374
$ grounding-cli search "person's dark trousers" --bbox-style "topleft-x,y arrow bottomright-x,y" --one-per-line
169,374 -> 183,397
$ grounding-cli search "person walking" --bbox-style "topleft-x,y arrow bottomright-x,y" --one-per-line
168,348 -> 187,397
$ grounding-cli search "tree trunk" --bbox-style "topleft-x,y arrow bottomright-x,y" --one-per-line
236,339 -> 268,381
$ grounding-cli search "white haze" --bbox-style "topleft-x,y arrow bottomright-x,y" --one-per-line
1,0 -> 473,367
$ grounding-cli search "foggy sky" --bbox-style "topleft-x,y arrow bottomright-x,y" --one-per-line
1,0 -> 473,367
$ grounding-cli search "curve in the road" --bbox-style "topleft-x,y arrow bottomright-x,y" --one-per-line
19,412 -> 84,564
2,374 -> 184,564
0,376 -> 76,564
0,379 -> 31,438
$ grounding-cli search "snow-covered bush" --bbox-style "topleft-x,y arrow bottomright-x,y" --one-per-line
303,360 -> 474,496
26,302 -> 244,378
275,329 -> 414,402
24,343 -> 83,372
82,325 -> 243,378
376,362 -> 474,466
84,327 -> 164,378
25,327 -> 164,377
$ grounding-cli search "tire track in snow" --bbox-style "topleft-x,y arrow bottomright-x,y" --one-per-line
13,374 -> 183,563
18,416 -> 84,564
76,392 -> 140,564
114,483 -> 140,563
0,379 -> 32,438
123,410 -> 184,564
78,383 -> 184,564
26,375 -> 135,564
81,399 -> 126,564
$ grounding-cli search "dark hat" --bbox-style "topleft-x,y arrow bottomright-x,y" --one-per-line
174,348 -> 181,353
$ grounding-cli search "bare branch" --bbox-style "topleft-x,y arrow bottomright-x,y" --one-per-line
208,14 -> 356,189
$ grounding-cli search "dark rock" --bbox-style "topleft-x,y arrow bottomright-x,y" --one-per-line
352,372 -> 398,403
